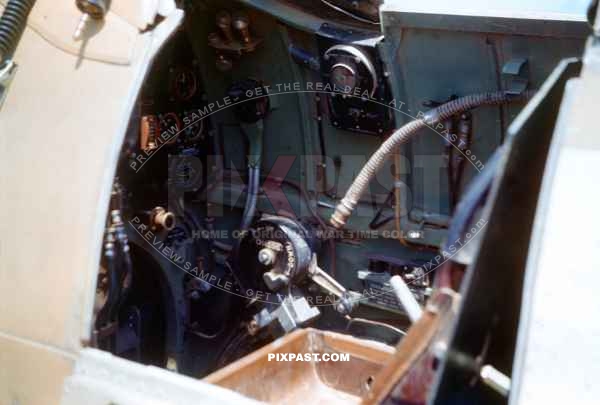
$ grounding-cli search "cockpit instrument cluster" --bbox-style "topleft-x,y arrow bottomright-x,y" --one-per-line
317,24 -> 395,135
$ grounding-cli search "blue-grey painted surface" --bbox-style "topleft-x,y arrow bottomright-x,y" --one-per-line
380,6 -> 587,245
189,0 -> 587,250
383,0 -> 590,18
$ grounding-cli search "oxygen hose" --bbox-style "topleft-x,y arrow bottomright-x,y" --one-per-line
330,90 -> 536,229
240,165 -> 261,232
231,120 -> 264,282
0,0 -> 36,64
239,120 -> 263,233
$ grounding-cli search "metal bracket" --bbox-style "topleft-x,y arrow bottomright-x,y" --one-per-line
251,296 -> 320,333
0,60 -> 17,111
502,58 -> 529,95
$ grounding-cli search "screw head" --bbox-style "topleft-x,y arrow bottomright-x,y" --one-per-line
258,248 -> 276,266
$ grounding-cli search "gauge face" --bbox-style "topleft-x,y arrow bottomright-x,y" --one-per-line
331,63 -> 357,91
171,67 -> 198,101
158,112 -> 182,144
172,158 -> 201,188
182,110 -> 204,142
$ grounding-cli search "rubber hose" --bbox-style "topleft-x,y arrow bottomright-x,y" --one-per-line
96,246 -> 119,326
0,0 -> 36,63
240,166 -> 260,232
330,90 -> 535,229
114,240 -> 133,316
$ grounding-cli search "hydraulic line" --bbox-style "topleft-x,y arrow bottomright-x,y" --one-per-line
330,90 -> 535,229
96,229 -> 119,327
239,120 -> 263,233
231,121 -> 263,278
0,0 -> 36,63
393,148 -> 410,246
240,166 -> 260,232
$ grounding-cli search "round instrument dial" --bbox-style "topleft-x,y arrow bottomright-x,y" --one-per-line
182,110 -> 204,142
158,112 -> 182,144
171,67 -> 198,101
324,45 -> 378,97
331,63 -> 357,91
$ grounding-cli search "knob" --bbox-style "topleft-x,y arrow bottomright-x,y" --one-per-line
232,12 -> 251,44
76,0 -> 109,17
215,54 -> 233,72
258,248 -> 276,267
151,207 -> 175,231
215,11 -> 234,43
73,0 -> 110,40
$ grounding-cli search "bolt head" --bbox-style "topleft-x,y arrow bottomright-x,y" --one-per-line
258,248 -> 276,266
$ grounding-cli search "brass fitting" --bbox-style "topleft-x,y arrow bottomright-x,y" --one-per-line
216,11 -> 234,43
151,207 -> 176,231
232,12 -> 251,44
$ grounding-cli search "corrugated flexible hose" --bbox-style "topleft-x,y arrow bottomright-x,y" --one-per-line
330,90 -> 535,229
0,0 -> 36,63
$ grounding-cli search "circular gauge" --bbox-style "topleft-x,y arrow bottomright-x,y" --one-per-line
182,110 -> 204,142
324,45 -> 378,97
171,67 -> 198,101
331,63 -> 357,91
171,156 -> 202,189
158,112 -> 182,144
